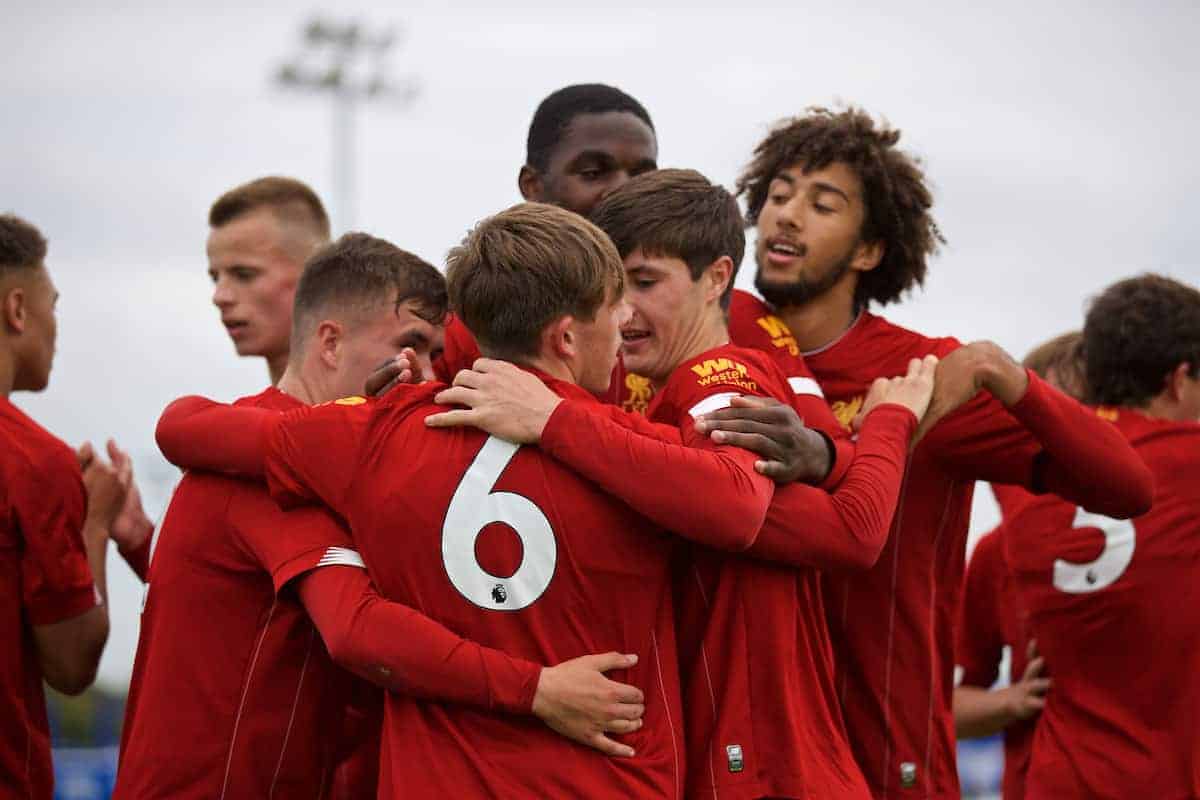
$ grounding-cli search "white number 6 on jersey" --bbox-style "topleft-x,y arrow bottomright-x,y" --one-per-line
1052,507 -> 1136,594
443,436 -> 557,611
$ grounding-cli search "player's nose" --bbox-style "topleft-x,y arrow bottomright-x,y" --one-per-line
615,298 -> 633,328
211,277 -> 235,309
777,195 -> 805,231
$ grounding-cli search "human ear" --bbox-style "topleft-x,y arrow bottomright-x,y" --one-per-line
316,320 -> 343,369
535,316 -> 577,366
1166,362 -> 1192,401
518,165 -> 544,203
706,256 -> 734,304
1,286 -> 26,334
851,240 -> 885,273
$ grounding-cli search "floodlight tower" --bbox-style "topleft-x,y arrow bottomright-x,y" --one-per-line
276,17 -> 418,232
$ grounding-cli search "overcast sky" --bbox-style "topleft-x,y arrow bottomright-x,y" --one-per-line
5,0 -> 1198,688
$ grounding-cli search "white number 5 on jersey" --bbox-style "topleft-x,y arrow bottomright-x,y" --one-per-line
1052,507 -> 1136,594
443,436 -> 557,611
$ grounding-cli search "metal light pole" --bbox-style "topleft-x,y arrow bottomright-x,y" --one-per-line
275,17 -> 419,232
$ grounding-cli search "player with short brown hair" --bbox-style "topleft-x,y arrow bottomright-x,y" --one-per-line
126,229 -> 649,798
433,170 -> 938,798
1005,273 -> 1200,799
447,202 -> 623,362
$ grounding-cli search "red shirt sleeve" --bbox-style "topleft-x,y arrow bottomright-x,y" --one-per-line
537,352 -> 777,551
956,529 -> 1007,688
927,371 -> 1154,519
726,293 -> 853,486
156,395 -> 275,477
16,449 -> 97,625
297,566 -> 541,714
746,403 -> 916,571
233,496 -> 362,592
432,314 -> 482,384
264,399 -> 374,511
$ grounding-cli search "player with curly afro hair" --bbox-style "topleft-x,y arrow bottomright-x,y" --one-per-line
738,106 -> 943,320
701,106 -> 1156,799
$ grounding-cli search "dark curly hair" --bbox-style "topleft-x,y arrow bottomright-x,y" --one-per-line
737,107 -> 943,307
1083,274 -> 1200,407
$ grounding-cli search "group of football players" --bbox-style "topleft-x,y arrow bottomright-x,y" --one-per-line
2,83 -> 1197,800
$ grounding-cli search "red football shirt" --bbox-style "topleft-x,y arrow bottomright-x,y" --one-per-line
441,293 -> 856,482
115,388 -> 370,800
518,341 -> 915,798
261,378 -> 687,799
1005,409 -> 1200,800
0,397 -> 98,800
956,513 -> 1034,800
728,290 -> 856,487
435,312 -> 656,413
802,311 -> 1153,799
647,344 -> 874,799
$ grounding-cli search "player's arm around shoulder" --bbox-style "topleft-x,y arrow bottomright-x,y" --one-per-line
427,356 -> 768,552
657,349 -> 783,537
156,394 -> 276,476
265,396 -> 379,511
912,340 -> 1152,515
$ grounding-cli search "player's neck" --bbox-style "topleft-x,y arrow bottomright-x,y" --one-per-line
774,279 -> 860,353
653,313 -> 730,391
0,347 -> 14,398
266,351 -> 288,385
275,364 -> 322,406
523,355 -> 574,385
1137,394 -> 1193,423
685,313 -> 732,363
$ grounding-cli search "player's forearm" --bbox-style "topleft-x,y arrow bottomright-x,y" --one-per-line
156,396 -> 273,477
35,605 -> 108,696
81,519 -> 109,606
34,520 -> 109,697
119,536 -> 153,583
1007,373 -> 1154,518
541,400 -> 770,551
299,567 -> 541,714
748,404 -> 915,570
953,685 -> 1020,739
